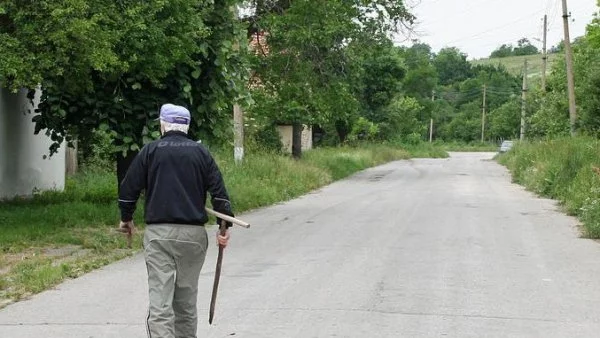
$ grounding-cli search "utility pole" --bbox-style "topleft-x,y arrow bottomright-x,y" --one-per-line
521,60 -> 528,141
562,0 -> 577,135
481,85 -> 486,143
430,90 -> 434,143
232,5 -> 244,163
233,104 -> 244,163
541,14 -> 548,93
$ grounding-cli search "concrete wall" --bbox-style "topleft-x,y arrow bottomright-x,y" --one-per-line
0,88 -> 65,199
277,125 -> 313,154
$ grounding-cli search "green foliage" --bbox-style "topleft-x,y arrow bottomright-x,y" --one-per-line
488,99 -> 521,141
490,38 -> 539,58
514,38 -> 540,56
247,0 -> 413,147
434,47 -> 473,86
349,117 -> 379,142
378,96 -> 426,141
399,43 -> 437,100
1,0 -> 248,155
498,137 -> 600,238
490,44 -> 514,58
360,45 -> 407,115
519,4 -> 600,138
252,123 -> 284,153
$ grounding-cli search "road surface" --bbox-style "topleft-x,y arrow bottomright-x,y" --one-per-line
1,152 -> 599,337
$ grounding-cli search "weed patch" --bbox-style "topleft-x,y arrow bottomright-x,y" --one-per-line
497,137 -> 600,238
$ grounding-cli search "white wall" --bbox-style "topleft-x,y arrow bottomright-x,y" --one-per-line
277,125 -> 313,154
0,88 -> 65,199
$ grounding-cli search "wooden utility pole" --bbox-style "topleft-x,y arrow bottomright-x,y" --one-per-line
561,0 -> 577,135
481,85 -> 486,143
541,14 -> 548,93
521,60 -> 528,141
232,5 -> 244,163
430,90 -> 434,143
233,104 -> 244,163
65,141 -> 78,176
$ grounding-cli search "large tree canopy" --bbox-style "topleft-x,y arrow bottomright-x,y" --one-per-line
1,0 -> 248,160
246,0 -> 414,154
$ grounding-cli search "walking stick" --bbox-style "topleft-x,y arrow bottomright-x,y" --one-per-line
114,227 -> 133,249
206,208 -> 250,325
209,219 -> 227,325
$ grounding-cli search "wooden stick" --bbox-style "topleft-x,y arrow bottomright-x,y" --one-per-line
209,220 -> 227,324
114,228 -> 133,248
205,207 -> 250,228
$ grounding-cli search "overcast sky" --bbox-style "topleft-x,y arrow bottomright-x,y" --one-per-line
396,0 -> 598,59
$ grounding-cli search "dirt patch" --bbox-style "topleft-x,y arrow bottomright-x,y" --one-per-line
0,245 -> 92,276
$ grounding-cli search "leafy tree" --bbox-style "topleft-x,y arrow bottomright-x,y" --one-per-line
441,101 -> 481,142
1,0 -> 248,184
525,4 -> 599,138
433,47 -> 473,86
400,43 -> 438,100
374,96 -> 424,141
360,44 -> 406,122
247,0 -> 414,156
513,38 -> 539,56
573,18 -> 600,136
490,44 -> 514,58
488,99 -> 521,141
490,39 -> 539,58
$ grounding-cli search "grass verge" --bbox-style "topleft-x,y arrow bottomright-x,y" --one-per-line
0,143 -> 444,306
497,137 -> 600,238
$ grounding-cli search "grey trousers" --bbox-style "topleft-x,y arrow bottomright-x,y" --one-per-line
144,224 -> 208,338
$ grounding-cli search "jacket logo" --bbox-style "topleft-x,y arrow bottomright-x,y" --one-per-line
158,141 -> 197,148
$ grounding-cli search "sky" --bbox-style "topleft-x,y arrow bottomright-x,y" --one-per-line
396,0 -> 598,59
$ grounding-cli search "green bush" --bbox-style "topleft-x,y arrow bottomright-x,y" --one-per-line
251,124 -> 284,153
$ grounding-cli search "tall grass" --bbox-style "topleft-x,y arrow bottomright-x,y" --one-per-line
498,137 -> 600,238
0,144 -> 426,252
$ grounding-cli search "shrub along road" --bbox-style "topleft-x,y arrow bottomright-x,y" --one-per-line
1,153 -> 599,337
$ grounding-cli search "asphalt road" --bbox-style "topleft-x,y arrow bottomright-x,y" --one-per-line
1,152 -> 600,338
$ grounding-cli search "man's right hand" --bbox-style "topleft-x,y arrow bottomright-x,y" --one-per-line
216,229 -> 230,247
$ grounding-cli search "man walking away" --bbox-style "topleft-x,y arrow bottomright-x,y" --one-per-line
118,103 -> 234,338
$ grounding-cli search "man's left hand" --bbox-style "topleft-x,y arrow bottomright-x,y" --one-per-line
119,220 -> 135,234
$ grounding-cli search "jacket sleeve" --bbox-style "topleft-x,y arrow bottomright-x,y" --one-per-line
205,154 -> 233,219
118,147 -> 148,222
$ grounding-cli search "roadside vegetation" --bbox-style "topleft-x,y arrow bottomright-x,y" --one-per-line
496,5 -> 600,238
0,142 -> 445,306
498,138 -> 600,239
2,0 -> 599,308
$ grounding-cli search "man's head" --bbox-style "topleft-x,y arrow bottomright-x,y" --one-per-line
159,104 -> 191,134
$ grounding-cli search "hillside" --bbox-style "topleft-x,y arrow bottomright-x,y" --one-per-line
471,53 -> 561,78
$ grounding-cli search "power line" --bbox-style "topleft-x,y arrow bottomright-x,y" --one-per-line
440,8 -> 546,46
420,0 -> 501,26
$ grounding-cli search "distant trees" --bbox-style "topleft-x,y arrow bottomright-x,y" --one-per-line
490,38 -> 540,58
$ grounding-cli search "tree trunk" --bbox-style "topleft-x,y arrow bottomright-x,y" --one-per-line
335,120 -> 350,143
65,141 -> 78,176
116,151 -> 137,194
292,123 -> 302,159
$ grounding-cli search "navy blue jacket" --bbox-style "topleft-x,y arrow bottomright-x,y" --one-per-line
118,131 -> 232,225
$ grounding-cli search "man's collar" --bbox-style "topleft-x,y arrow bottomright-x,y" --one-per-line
161,131 -> 189,138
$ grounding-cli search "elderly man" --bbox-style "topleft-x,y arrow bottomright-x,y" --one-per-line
118,103 -> 234,338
